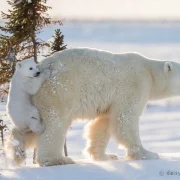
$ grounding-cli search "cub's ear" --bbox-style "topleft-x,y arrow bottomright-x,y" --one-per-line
164,62 -> 173,74
16,62 -> 22,70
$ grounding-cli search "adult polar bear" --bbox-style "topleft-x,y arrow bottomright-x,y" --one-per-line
31,48 -> 180,166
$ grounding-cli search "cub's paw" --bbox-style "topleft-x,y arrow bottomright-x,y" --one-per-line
30,117 -> 45,134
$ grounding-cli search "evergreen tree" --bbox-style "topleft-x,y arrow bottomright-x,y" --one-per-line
0,0 -> 54,63
0,35 -> 16,87
50,29 -> 67,54
0,0 -> 62,85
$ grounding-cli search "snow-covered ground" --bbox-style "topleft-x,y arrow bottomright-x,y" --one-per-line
1,100 -> 180,179
1,21 -> 180,179
2,155 -> 180,180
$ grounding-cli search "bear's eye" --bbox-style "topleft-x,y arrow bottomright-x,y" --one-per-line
29,67 -> 33,70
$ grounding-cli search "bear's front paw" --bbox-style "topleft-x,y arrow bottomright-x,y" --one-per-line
38,156 -> 75,166
91,153 -> 118,161
104,154 -> 118,161
126,147 -> 159,160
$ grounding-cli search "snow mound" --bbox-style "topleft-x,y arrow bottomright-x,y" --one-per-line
1,154 -> 180,180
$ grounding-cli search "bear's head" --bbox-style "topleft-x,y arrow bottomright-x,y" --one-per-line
164,61 -> 180,96
16,59 -> 41,78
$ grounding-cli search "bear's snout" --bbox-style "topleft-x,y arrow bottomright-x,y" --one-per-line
35,72 -> 41,77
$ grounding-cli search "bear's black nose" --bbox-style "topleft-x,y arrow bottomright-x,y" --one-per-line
35,72 -> 41,77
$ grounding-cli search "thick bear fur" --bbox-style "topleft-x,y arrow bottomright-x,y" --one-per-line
7,48 -> 180,166
5,59 -> 49,164
7,59 -> 47,133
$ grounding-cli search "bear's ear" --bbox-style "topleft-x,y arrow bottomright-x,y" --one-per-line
164,62 -> 173,74
16,62 -> 22,70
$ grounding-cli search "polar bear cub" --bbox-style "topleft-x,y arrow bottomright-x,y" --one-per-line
7,59 -> 49,133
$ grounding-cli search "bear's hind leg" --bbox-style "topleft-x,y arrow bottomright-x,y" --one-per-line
85,112 -> 118,161
110,101 -> 159,160
5,128 -> 36,165
5,128 -> 26,165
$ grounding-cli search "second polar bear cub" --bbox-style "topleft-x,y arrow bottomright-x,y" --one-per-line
7,59 -> 49,133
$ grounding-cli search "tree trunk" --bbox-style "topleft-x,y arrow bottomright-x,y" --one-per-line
32,2 -> 38,64
32,33 -> 37,64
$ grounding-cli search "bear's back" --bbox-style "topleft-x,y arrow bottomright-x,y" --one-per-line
39,48 -> 150,77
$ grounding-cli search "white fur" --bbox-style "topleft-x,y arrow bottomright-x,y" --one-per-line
4,127 -> 35,165
7,48 -> 180,166
6,59 -> 49,133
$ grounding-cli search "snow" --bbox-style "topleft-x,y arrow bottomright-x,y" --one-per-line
1,21 -> 180,179
1,155 -> 180,179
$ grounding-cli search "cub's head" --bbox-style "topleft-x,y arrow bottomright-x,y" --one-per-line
16,59 -> 41,78
164,61 -> 180,95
